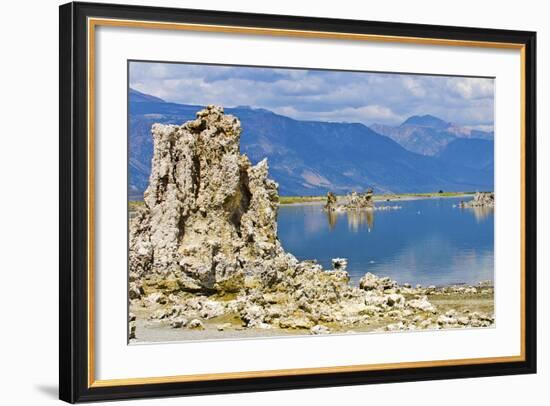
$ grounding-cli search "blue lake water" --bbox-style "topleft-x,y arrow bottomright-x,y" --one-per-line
277,197 -> 494,287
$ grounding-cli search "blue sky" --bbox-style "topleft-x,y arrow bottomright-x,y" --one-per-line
130,61 -> 494,130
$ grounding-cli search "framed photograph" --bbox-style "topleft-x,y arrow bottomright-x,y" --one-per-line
59,1 -> 537,403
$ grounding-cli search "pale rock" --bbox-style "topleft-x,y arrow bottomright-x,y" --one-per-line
457,316 -> 470,325
310,324 -> 331,335
386,322 -> 405,331
437,315 -> 458,326
406,296 -> 437,313
279,316 -> 315,329
241,304 -> 266,327
331,258 -> 348,271
386,293 -> 405,308
459,192 -> 495,208
188,319 -> 205,330
170,317 -> 188,328
129,282 -> 143,300
145,292 -> 166,306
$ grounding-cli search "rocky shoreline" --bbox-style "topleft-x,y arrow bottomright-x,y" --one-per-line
128,105 -> 494,343
129,275 -> 494,342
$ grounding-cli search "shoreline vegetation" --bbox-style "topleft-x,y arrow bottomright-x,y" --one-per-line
280,191 -> 477,205
127,106 -> 494,343
129,191 -> 480,210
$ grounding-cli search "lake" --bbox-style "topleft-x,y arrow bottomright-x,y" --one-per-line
277,197 -> 494,287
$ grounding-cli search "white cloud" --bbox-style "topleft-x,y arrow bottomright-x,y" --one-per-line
464,124 -> 495,132
446,78 -> 494,99
129,62 -> 494,128
402,77 -> 427,97
272,105 -> 403,125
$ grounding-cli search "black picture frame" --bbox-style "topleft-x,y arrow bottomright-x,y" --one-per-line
59,1 -> 537,403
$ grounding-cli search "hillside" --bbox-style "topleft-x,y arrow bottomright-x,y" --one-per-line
371,114 -> 494,156
129,89 -> 494,199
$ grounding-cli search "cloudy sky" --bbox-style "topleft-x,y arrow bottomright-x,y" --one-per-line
129,61 -> 494,130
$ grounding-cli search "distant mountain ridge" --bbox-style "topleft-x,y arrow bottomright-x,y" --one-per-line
128,89 -> 494,199
129,88 -> 165,103
401,114 -> 450,130
371,115 -> 493,156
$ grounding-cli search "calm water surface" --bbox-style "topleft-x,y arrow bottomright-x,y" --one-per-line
277,197 -> 494,287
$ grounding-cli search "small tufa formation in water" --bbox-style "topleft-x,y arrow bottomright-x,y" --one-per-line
331,258 -> 348,271
459,192 -> 495,209
325,189 -> 374,211
324,188 -> 401,212
129,106 -> 492,337
345,189 -> 375,210
324,191 -> 338,211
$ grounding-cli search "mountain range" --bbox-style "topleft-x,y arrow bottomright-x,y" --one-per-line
129,88 -> 494,199
370,114 -> 493,156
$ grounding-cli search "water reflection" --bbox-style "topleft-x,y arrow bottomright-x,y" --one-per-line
366,235 -> 494,287
346,210 -> 374,232
277,197 -> 494,286
470,207 -> 494,223
326,209 -> 375,232
326,210 -> 338,230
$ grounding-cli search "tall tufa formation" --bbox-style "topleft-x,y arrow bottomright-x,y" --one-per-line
129,105 -> 284,293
